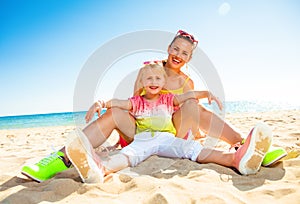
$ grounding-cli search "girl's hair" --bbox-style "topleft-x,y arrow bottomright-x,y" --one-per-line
136,63 -> 167,91
139,63 -> 167,81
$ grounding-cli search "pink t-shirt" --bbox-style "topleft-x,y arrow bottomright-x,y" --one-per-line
129,94 -> 176,135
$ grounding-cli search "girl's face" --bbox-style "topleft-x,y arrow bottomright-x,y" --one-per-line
141,69 -> 166,95
167,38 -> 194,69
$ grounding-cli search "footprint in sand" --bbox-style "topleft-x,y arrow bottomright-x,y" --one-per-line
282,149 -> 300,160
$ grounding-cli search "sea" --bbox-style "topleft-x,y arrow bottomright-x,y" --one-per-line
0,101 -> 299,130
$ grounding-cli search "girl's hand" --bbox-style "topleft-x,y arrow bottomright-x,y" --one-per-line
208,92 -> 223,111
85,100 -> 105,123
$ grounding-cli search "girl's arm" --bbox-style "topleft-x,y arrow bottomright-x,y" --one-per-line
105,99 -> 132,110
85,99 -> 132,123
173,91 -> 223,110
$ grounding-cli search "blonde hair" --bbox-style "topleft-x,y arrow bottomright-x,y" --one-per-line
136,63 -> 167,92
140,63 -> 166,79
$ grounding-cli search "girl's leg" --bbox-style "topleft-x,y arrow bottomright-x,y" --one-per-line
196,123 -> 273,175
101,154 -> 130,175
173,99 -> 243,145
196,148 -> 234,167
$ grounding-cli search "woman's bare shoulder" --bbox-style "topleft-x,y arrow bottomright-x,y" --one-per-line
179,71 -> 194,91
179,71 -> 193,82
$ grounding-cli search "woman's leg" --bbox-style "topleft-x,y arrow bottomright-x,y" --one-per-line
83,107 -> 136,147
61,107 -> 136,160
173,99 -> 243,145
21,107 -> 136,182
173,99 -> 201,138
197,104 -> 243,145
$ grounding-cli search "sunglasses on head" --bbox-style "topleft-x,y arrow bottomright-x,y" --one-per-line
176,30 -> 198,47
143,60 -> 162,65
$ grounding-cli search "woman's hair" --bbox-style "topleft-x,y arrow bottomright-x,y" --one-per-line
170,30 -> 198,50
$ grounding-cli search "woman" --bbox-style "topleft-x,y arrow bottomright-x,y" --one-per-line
21,30 -> 285,182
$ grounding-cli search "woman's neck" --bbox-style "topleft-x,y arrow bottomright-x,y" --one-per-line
164,59 -> 183,76
164,66 -> 181,77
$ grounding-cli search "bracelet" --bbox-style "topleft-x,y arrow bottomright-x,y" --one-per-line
98,100 -> 105,108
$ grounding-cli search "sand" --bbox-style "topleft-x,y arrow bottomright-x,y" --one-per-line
0,110 -> 299,204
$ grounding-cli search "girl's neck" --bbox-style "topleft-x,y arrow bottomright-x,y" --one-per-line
143,93 -> 160,102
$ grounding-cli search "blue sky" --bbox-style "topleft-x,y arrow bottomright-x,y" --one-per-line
1,0 -> 299,116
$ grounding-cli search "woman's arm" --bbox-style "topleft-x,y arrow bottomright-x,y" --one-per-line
174,91 -> 208,105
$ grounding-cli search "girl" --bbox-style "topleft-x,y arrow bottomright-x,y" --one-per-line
67,63 -> 273,183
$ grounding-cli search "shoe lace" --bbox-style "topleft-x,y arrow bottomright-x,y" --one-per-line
38,152 -> 62,167
229,138 -> 245,151
229,142 -> 242,151
95,146 -> 110,158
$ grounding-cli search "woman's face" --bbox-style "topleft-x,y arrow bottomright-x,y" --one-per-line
167,37 -> 194,69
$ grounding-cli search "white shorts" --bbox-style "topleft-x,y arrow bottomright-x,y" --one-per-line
120,132 -> 203,167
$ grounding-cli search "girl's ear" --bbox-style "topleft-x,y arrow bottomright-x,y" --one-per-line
139,79 -> 144,89
134,86 -> 144,96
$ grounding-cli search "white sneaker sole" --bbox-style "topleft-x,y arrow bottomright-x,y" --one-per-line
66,128 -> 104,183
238,123 -> 273,175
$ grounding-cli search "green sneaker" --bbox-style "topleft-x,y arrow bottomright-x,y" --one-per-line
262,147 -> 287,166
21,151 -> 71,182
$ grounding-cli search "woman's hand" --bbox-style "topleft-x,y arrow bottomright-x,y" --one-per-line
85,100 -> 105,123
208,92 -> 223,111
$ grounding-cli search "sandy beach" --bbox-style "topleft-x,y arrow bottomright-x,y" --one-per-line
0,110 -> 299,204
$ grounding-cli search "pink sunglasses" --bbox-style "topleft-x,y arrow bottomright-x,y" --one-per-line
143,60 -> 162,65
176,30 -> 198,47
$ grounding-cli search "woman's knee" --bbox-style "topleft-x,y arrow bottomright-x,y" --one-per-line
178,99 -> 198,118
93,107 -> 129,127
102,107 -> 130,121
181,99 -> 198,109
110,107 -> 125,116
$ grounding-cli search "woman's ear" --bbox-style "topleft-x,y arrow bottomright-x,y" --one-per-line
167,45 -> 171,54
188,54 -> 192,62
